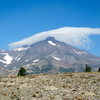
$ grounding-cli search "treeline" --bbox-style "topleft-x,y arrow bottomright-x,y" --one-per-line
17,65 -> 100,76
84,64 -> 100,72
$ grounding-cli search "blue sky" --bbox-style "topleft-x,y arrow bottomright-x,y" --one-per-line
0,0 -> 100,56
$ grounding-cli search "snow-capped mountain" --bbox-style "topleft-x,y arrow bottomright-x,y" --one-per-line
0,37 -> 100,76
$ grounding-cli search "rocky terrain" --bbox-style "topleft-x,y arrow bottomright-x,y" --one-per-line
0,72 -> 100,100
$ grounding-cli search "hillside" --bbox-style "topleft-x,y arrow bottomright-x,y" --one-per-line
0,72 -> 100,100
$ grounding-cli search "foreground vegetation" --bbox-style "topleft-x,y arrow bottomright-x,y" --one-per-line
0,72 -> 100,100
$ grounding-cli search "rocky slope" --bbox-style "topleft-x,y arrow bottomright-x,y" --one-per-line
0,72 -> 100,100
0,37 -> 100,76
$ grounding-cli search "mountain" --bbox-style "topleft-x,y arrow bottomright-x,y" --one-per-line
0,37 -> 100,76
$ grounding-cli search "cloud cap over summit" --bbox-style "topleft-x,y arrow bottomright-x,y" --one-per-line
9,27 -> 100,49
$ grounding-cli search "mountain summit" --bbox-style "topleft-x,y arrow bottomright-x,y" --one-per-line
0,37 -> 100,76
45,37 -> 56,41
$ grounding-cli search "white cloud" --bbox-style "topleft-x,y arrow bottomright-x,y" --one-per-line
9,27 -> 100,49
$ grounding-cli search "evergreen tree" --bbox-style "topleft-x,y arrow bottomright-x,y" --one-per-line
84,64 -> 92,72
18,67 -> 27,76
98,67 -> 100,72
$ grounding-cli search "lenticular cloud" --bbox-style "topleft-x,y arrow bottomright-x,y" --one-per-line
9,27 -> 100,49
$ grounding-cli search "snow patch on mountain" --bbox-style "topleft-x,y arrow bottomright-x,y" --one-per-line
52,56 -> 61,61
48,41 -> 56,46
14,57 -> 21,61
13,47 -> 30,51
73,49 -> 88,55
33,59 -> 39,63
0,53 -> 13,65
15,57 -> 18,60
16,58 -> 21,61
25,60 -> 28,62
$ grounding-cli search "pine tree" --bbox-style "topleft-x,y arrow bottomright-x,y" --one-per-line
84,64 -> 92,72
18,67 -> 27,76
98,67 -> 100,72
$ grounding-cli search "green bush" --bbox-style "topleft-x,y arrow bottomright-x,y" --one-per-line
18,67 -> 27,76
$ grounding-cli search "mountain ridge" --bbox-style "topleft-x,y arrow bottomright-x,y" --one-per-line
0,37 -> 100,76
